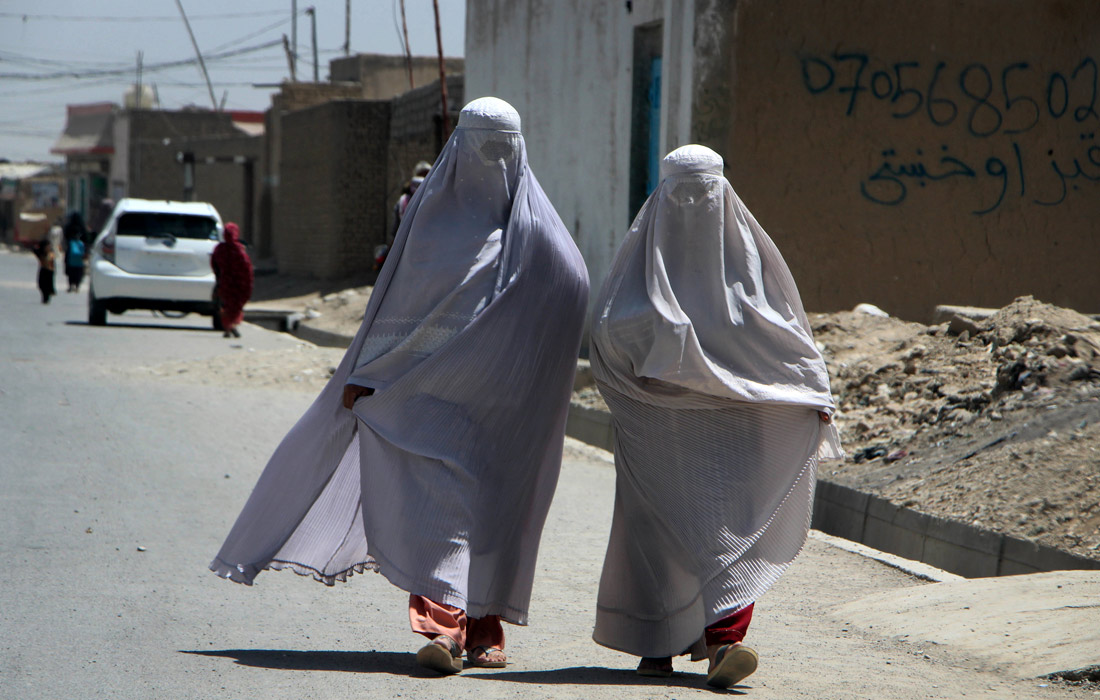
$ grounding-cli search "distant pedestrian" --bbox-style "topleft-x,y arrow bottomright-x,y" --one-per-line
62,212 -> 88,292
210,222 -> 253,338
210,98 -> 588,677
589,145 -> 842,689
379,161 -> 433,272
392,160 -> 432,238
32,238 -> 56,304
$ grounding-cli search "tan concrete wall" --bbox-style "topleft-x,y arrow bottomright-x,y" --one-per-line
330,54 -> 464,100
704,0 -> 1100,320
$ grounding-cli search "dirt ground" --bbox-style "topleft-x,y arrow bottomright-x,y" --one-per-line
185,274 -> 1100,564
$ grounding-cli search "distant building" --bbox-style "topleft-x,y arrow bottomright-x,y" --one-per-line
0,162 -> 65,245
52,99 -> 263,239
51,102 -> 115,223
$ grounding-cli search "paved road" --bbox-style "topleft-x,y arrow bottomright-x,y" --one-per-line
1,249 -> 1093,699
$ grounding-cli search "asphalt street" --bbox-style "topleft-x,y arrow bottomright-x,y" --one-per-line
1,248 -> 1094,699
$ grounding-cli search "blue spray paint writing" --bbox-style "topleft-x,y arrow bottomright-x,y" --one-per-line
860,135 -> 1100,215
800,53 -> 1099,137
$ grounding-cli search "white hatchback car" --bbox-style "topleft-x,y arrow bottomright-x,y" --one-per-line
88,198 -> 224,327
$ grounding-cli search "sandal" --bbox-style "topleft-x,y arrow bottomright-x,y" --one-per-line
416,634 -> 463,675
468,645 -> 507,668
636,656 -> 673,677
706,643 -> 758,688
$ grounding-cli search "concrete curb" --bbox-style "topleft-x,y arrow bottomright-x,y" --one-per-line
565,401 -> 1100,579
242,308 -> 355,348
291,323 -> 354,348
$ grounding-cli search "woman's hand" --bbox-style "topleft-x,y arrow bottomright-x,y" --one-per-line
817,411 -> 831,424
343,384 -> 375,409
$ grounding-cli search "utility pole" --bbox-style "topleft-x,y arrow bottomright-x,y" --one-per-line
291,0 -> 298,80
282,34 -> 296,81
307,6 -> 318,82
174,0 -> 218,110
344,0 -> 350,56
400,0 -> 413,90
432,0 -> 450,139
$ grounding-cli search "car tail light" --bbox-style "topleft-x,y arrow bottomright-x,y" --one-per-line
101,233 -> 116,264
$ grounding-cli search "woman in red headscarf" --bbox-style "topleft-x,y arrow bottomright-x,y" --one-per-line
211,222 -> 253,338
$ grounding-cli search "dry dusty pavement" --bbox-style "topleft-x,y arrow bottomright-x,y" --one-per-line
1,249 -> 1097,699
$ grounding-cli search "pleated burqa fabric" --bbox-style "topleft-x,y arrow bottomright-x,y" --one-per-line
210,98 -> 589,625
590,145 -> 842,657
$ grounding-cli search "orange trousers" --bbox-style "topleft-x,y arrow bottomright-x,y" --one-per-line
409,594 -> 505,651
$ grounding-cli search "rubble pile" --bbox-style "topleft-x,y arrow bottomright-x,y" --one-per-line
814,296 -> 1100,560
818,297 -> 1100,459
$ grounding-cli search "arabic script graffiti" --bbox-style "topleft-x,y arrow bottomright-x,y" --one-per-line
800,51 -> 1100,214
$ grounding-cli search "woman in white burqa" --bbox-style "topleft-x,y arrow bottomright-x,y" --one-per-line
590,145 -> 841,688
210,97 -> 589,675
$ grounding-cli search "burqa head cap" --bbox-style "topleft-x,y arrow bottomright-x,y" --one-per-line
457,97 -> 522,132
660,144 -> 724,179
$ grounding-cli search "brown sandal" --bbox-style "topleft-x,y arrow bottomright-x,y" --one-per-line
416,634 -> 463,675
706,643 -> 758,688
468,645 -> 507,668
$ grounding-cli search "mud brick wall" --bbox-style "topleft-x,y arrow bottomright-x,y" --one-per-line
274,100 -> 391,278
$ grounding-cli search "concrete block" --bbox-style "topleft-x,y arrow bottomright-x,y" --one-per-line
565,403 -> 615,452
922,536 -> 1000,578
863,498 -> 927,562
811,497 -> 865,542
997,558 -> 1043,576
926,515 -> 1002,556
1001,536 -> 1100,573
867,496 -> 930,534
811,480 -> 869,543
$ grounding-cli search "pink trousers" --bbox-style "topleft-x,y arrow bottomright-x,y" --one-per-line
408,594 -> 505,651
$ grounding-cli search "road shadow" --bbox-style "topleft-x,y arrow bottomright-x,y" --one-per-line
466,665 -> 745,694
182,651 -> 746,691
65,319 -> 213,332
182,649 -> 427,677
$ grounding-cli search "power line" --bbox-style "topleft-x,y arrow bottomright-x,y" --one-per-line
0,11 -> 288,22
0,39 -> 282,81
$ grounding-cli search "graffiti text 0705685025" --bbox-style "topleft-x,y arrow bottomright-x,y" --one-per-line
799,52 -> 1100,215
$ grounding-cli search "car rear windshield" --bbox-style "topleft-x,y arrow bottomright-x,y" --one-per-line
116,212 -> 218,240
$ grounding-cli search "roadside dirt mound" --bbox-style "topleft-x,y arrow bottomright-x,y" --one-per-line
814,296 -> 1100,561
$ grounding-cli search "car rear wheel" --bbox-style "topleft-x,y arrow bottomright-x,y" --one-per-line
88,292 -> 107,326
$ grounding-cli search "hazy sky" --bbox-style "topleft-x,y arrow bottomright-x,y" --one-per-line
0,0 -> 466,162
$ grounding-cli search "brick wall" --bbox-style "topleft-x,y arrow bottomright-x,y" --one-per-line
386,76 -> 464,236
274,100 -> 391,278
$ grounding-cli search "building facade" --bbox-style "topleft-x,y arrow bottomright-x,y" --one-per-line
465,0 -> 1100,321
